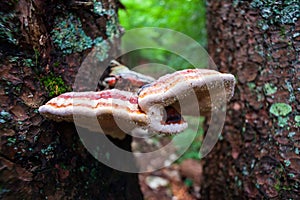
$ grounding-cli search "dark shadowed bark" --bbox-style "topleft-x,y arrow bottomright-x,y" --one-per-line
0,1 -> 143,199
202,1 -> 300,199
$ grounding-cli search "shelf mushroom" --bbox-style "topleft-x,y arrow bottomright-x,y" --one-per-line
99,60 -> 155,92
39,68 -> 235,139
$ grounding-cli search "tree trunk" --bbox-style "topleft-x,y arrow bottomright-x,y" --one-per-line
202,1 -> 300,199
0,1 -> 143,199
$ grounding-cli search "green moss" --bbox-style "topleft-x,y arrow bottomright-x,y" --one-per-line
269,103 -> 292,117
263,83 -> 277,96
274,180 -> 281,192
53,61 -> 60,68
41,73 -> 70,97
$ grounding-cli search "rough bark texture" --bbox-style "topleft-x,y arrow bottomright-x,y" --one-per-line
0,1 -> 143,199
202,1 -> 300,199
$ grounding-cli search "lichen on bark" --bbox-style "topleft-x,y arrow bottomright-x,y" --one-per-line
203,0 -> 300,199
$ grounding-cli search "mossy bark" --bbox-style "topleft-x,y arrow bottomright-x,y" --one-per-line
0,1 -> 143,199
202,1 -> 300,199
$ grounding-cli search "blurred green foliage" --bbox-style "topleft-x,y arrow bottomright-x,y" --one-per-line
119,0 -> 207,69
174,116 -> 205,162
119,0 -> 207,163
41,73 -> 70,97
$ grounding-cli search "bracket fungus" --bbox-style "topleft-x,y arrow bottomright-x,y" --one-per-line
99,60 -> 155,92
39,67 -> 235,139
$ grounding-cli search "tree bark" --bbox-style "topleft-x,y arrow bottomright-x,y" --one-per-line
0,1 -> 143,199
202,1 -> 300,199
